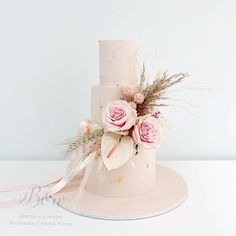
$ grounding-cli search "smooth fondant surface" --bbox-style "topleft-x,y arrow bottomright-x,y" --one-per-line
90,40 -> 156,198
99,40 -> 138,86
91,85 -> 122,123
86,148 -> 156,197
53,164 -> 188,220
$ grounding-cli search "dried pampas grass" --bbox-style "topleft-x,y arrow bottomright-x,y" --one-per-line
136,66 -> 189,116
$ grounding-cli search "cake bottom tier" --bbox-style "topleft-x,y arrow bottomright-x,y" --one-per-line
85,147 -> 156,198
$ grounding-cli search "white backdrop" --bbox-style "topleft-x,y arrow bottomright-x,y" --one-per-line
0,0 -> 235,160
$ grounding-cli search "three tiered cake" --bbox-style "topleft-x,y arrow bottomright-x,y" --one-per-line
0,40 -> 189,219
86,40 -> 156,197
54,40 -> 188,220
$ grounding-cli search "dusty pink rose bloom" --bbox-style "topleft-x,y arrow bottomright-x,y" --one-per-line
133,115 -> 162,149
102,100 -> 137,133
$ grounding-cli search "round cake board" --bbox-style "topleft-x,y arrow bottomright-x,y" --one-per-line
53,165 -> 188,220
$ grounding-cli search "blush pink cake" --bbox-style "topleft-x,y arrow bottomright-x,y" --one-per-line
86,40 -> 156,197
0,40 -> 189,220
56,40 -> 189,219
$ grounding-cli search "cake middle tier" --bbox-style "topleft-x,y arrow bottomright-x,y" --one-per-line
91,85 -> 136,124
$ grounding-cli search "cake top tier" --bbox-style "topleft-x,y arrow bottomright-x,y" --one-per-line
99,40 -> 138,86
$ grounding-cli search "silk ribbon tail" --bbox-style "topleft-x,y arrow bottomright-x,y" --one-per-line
73,152 -> 95,208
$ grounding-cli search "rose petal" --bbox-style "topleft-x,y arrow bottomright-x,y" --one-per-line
102,100 -> 137,132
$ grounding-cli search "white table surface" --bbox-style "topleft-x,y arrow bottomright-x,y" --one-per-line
0,160 -> 235,236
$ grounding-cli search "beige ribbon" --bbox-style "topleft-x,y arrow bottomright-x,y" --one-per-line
0,152 -> 95,209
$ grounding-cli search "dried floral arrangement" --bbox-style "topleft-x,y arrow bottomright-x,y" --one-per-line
65,67 -> 189,173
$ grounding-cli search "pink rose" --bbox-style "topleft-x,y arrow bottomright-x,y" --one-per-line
102,100 -> 137,134
132,115 -> 162,149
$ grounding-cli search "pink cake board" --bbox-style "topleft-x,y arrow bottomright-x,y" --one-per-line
53,165 -> 188,220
